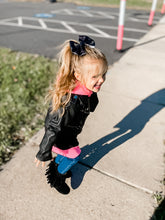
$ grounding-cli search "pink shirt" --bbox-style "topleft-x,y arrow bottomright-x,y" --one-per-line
51,83 -> 93,158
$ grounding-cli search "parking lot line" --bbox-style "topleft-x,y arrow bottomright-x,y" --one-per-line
51,9 -> 116,19
128,17 -> 157,24
50,8 -> 160,24
86,24 -> 111,38
97,11 -> 115,19
91,24 -> 148,33
80,10 -> 94,17
0,16 -> 141,42
61,21 -> 77,33
18,16 -> 23,26
64,9 -> 74,15
38,19 -> 47,29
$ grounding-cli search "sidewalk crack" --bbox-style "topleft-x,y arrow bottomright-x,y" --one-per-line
79,161 -> 154,195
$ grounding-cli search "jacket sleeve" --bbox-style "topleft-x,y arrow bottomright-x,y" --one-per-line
90,92 -> 99,112
36,107 -> 63,162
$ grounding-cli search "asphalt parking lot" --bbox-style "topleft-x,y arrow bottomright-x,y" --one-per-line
0,1 -> 162,64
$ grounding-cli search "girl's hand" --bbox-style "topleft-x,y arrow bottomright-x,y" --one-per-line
34,157 -> 45,167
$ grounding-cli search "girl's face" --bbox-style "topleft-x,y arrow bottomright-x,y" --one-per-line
75,56 -> 107,93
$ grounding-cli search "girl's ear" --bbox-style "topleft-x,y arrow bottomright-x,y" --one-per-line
74,72 -> 81,81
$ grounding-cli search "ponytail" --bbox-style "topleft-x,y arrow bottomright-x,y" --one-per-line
47,40 -> 78,114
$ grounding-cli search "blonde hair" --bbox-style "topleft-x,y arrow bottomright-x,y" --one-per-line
47,39 -> 108,113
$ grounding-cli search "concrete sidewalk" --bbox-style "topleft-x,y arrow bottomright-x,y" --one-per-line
0,17 -> 165,220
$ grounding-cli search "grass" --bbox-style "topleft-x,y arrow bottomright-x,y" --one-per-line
151,150 -> 165,219
14,0 -> 163,11
60,0 -> 163,10
0,48 -> 57,166
151,198 -> 165,220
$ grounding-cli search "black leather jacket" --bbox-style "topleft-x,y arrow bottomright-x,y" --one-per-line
36,93 -> 98,161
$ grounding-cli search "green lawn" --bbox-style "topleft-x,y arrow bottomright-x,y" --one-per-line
0,48 -> 57,165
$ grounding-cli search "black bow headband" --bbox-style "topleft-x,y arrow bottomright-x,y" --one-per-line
70,35 -> 95,56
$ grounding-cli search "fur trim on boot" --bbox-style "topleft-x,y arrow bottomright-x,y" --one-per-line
45,161 -> 70,194
45,161 -> 58,187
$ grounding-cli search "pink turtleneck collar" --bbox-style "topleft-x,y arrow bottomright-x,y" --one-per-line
71,82 -> 93,97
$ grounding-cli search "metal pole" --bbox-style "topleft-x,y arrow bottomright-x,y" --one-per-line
161,0 -> 165,14
116,0 -> 126,50
148,0 -> 158,26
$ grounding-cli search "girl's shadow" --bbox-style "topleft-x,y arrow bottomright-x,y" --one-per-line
71,89 -> 165,189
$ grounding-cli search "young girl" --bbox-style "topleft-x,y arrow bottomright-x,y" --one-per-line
35,35 -> 108,194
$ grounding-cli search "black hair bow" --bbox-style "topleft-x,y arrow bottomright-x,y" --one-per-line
70,35 -> 95,56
